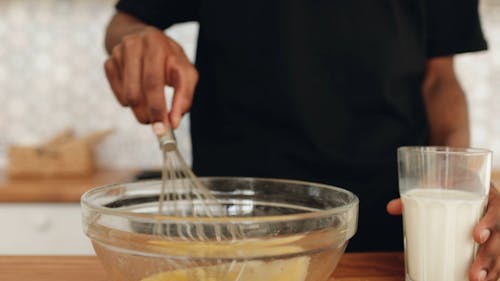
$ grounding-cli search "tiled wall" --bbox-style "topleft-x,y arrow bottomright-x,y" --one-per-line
0,0 -> 499,170
0,0 -> 196,169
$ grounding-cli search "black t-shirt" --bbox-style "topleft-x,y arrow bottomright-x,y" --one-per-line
115,0 -> 487,251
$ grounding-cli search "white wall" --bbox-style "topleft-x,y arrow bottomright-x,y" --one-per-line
456,0 -> 500,162
0,0 -> 499,170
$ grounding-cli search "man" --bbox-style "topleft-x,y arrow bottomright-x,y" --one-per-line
104,1 -> 500,280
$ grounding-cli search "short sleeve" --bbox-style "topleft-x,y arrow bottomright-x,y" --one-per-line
426,0 -> 487,58
116,0 -> 200,30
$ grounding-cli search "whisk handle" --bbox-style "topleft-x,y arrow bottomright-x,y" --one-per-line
157,126 -> 177,152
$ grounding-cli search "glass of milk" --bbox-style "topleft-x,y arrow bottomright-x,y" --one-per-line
398,146 -> 492,281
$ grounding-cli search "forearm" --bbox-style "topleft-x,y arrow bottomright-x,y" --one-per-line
105,12 -> 150,54
422,57 -> 470,147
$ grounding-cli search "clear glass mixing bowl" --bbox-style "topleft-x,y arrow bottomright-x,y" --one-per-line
81,177 -> 358,281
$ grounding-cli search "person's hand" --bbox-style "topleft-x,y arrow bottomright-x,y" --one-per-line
104,26 -> 198,132
387,186 -> 500,281
470,185 -> 500,281
386,198 -> 402,215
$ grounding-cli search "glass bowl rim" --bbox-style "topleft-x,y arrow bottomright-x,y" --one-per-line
81,176 -> 359,224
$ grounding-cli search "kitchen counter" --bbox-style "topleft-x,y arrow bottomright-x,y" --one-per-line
0,170 -> 498,203
0,169 -> 135,202
0,252 -> 405,281
0,169 -> 138,254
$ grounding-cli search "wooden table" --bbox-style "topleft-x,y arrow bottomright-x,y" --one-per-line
0,253 -> 405,281
493,170 -> 500,188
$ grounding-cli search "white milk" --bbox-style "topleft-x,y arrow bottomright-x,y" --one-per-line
402,188 -> 487,281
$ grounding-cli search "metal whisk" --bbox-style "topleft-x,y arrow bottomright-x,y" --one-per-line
156,125 -> 245,240
157,126 -> 217,218
156,125 -> 223,230
154,125 -> 247,280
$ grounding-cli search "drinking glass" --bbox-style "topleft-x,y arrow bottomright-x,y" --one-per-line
398,146 -> 492,281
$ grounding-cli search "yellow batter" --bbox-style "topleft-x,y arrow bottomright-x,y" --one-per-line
146,235 -> 305,258
140,255 -> 310,281
141,236 -> 310,281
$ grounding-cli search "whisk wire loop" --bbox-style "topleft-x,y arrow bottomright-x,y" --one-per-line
156,126 -> 247,279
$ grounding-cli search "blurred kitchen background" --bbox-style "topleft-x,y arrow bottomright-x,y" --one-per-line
0,0 -> 499,169
0,0 -> 498,254
0,0 -> 197,170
